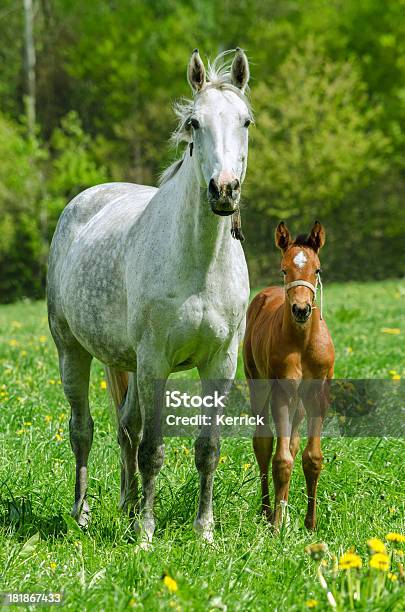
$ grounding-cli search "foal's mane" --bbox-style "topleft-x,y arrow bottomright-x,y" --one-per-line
159,50 -> 253,186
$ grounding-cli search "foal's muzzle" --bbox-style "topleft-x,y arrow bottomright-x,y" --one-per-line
208,177 -> 240,216
292,303 -> 312,323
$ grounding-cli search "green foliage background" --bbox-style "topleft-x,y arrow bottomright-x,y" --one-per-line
0,0 -> 404,301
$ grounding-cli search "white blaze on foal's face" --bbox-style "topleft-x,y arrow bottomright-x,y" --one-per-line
293,250 -> 307,269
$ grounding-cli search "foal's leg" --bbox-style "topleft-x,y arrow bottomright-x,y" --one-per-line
194,351 -> 237,542
57,341 -> 93,527
271,391 -> 294,529
117,372 -> 142,515
136,353 -> 169,544
287,398 -> 305,492
302,386 -> 325,530
248,380 -> 273,520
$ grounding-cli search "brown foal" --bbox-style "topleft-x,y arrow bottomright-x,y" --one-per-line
243,221 -> 334,530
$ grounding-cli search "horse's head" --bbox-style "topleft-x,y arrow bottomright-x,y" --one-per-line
276,221 -> 326,324
184,48 -> 252,216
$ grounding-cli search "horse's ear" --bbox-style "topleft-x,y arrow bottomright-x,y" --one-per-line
275,221 -> 291,252
187,49 -> 206,92
307,221 -> 326,252
231,48 -> 250,91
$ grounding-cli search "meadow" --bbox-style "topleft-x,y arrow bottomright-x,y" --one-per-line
0,280 -> 404,611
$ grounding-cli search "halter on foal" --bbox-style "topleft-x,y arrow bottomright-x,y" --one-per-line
243,221 -> 335,530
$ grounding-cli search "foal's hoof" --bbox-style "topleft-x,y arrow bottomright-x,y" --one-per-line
193,519 -> 214,543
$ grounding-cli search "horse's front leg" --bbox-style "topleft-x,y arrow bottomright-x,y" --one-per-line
302,382 -> 327,530
136,352 -> 169,545
195,348 -> 237,542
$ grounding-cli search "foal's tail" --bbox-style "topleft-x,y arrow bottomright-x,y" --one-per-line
104,367 -> 129,423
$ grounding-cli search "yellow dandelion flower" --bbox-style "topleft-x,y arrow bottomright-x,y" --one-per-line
183,446 -> 190,455
163,574 -> 178,593
16,428 -> 26,435
20,350 -> 27,357
100,380 -> 107,390
386,533 -> 405,543
243,463 -> 251,470
39,335 -> 47,343
44,415 -> 52,423
219,455 -> 227,464
389,370 -> 397,375
54,433 -> 63,442
8,339 -> 19,347
392,374 -> 401,381
306,600 -> 318,609
369,553 -> 390,571
338,552 -> 362,570
49,561 -> 57,571
59,413 -> 67,421
48,379 -> 56,385
367,538 -> 386,554
346,347 -> 353,354
387,572 -> 398,581
381,328 -> 400,335
128,597 -> 137,608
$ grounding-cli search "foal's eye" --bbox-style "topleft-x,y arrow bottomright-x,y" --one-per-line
190,118 -> 200,130
244,119 -> 251,128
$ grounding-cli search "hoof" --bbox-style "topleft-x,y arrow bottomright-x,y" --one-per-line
193,519 -> 214,543
133,516 -> 155,544
71,502 -> 91,529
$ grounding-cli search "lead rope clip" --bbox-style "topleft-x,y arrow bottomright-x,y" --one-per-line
231,207 -> 245,241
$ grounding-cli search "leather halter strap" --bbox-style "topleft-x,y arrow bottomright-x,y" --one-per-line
284,279 -> 317,294
284,275 -> 323,320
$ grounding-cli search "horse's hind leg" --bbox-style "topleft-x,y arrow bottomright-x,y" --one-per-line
53,328 -> 93,527
117,372 -> 142,515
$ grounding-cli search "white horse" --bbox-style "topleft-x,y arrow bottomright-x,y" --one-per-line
47,48 -> 252,543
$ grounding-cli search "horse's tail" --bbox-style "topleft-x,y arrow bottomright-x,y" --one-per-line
104,367 -> 129,423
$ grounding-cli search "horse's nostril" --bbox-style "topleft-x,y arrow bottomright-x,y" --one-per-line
292,303 -> 311,319
209,178 -> 220,199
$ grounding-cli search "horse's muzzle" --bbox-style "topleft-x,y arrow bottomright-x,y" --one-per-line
208,177 -> 240,216
292,303 -> 312,323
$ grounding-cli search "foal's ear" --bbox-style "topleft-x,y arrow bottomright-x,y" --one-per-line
307,221 -> 326,252
275,221 -> 291,252
187,48 -> 206,92
231,48 -> 250,91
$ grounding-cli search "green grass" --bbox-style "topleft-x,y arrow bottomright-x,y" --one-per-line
0,280 -> 404,611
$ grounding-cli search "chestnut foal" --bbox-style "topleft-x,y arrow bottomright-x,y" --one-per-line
243,221 -> 334,530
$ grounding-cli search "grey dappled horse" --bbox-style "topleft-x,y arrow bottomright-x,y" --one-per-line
47,49 -> 252,544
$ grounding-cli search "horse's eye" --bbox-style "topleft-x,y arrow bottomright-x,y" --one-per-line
244,119 -> 251,128
190,118 -> 200,129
